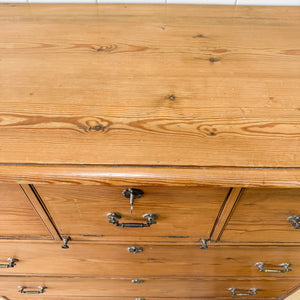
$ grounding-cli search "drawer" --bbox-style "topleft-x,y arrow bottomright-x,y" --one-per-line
0,276 -> 299,299
1,298 -> 221,300
0,241 -> 299,278
0,185 -> 52,240
34,185 -> 229,242
220,188 -> 300,243
1,298 -> 217,300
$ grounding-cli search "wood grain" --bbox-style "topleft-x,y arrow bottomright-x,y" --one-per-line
34,185 -> 228,242
0,276 -> 298,299
220,188 -> 300,243
0,241 -> 299,278
0,184 -> 51,240
0,165 -> 299,187
0,4 -> 299,168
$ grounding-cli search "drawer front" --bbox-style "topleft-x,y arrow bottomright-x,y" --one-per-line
0,185 -> 51,240
0,276 -> 299,299
2,298 -> 230,300
220,188 -> 300,243
0,242 -> 299,278
34,185 -> 229,242
2,298 -> 222,300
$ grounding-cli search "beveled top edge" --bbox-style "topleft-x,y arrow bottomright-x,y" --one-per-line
0,164 -> 299,187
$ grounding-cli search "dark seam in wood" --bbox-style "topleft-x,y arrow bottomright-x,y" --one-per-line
27,184 -> 62,241
209,187 -> 233,241
215,188 -> 244,242
1,163 -> 300,170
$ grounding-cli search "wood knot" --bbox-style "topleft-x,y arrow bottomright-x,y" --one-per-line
169,95 -> 176,101
89,124 -> 106,131
209,57 -> 220,63
94,45 -> 117,53
193,34 -> 205,38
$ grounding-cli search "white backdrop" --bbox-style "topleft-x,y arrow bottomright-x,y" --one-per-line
1,0 -> 300,5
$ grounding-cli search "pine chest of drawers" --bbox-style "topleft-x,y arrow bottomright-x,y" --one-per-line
0,3 -> 299,300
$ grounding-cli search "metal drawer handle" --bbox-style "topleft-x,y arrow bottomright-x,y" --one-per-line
132,279 -> 144,284
255,262 -> 291,273
18,286 -> 46,294
229,288 -> 257,296
0,258 -> 18,268
128,246 -> 143,253
107,212 -> 158,228
288,215 -> 300,229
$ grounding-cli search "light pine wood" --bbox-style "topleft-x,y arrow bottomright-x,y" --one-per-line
0,276 -> 298,299
21,185 -> 61,241
0,184 -> 51,240
34,185 -> 228,242
2,298 -> 223,300
220,188 -> 300,243
4,298 -> 255,300
0,165 -> 299,187
0,298 -> 276,300
0,4 -> 299,169
0,241 -> 299,278
0,4 -> 299,300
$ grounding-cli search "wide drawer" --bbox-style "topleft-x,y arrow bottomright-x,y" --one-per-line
34,185 -> 229,242
0,276 -> 299,299
220,188 -> 300,243
0,184 -> 51,240
0,241 -> 299,277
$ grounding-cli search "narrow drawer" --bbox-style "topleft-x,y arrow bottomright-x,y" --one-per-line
0,241 -> 299,278
0,276 -> 299,299
34,185 -> 229,242
1,298 -> 205,300
1,298 -> 201,300
0,184 -> 52,240
220,188 -> 300,243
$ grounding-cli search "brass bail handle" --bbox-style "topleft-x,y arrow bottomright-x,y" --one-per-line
255,262 -> 291,273
229,288 -> 257,296
107,212 -> 158,228
18,286 -> 47,294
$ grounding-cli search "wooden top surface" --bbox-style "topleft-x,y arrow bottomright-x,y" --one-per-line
0,4 -> 300,184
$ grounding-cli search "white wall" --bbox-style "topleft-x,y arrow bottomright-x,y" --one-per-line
1,0 -> 300,5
